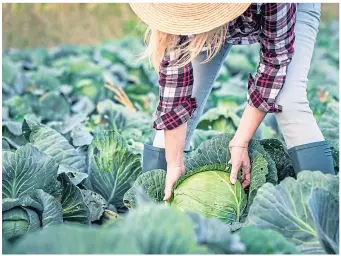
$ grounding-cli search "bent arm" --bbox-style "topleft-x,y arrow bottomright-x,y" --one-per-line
234,3 -> 296,143
154,36 -> 196,165
232,104 -> 266,146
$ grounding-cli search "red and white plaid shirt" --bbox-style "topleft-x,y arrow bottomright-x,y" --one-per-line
154,3 -> 297,130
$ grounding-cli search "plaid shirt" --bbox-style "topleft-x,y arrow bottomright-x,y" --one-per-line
154,3 -> 297,130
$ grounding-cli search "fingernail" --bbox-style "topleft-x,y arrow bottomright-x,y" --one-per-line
230,178 -> 236,184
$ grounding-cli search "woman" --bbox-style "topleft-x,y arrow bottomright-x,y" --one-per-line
130,3 -> 335,201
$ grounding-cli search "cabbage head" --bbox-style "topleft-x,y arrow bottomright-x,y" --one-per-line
169,165 -> 247,224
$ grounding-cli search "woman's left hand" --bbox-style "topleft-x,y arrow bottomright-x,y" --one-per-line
228,137 -> 251,188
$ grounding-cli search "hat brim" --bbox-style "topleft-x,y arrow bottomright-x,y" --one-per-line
130,3 -> 251,35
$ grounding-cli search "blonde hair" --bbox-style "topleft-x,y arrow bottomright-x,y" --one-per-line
143,24 -> 229,72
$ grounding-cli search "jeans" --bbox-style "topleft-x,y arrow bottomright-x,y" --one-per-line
153,3 -> 325,151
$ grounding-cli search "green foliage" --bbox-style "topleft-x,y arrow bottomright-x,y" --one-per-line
2,189 -> 63,239
260,138 -> 296,182
308,188 -> 339,254
238,226 -> 299,254
2,20 -> 339,254
184,211 -> 245,254
10,224 -> 142,254
58,173 -> 91,224
123,169 -> 166,208
246,171 -> 339,254
23,118 -> 87,172
87,130 -> 142,210
2,144 -> 59,199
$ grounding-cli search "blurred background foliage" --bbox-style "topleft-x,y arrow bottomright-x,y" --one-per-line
2,3 -> 339,152
2,3 -> 339,49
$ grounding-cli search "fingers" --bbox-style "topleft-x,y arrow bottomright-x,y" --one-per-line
163,182 -> 173,201
241,158 -> 251,188
242,172 -> 251,188
230,160 -> 241,185
163,167 -> 185,201
229,158 -> 251,187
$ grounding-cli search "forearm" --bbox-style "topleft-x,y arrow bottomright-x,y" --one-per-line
233,104 -> 266,144
164,123 -> 187,166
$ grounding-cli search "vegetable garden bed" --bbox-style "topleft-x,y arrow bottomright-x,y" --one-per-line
2,21 -> 339,254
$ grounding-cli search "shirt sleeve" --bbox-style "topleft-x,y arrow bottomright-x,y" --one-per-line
247,3 -> 296,113
153,36 -> 197,130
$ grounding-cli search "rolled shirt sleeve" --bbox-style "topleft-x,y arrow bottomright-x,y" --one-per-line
247,3 -> 296,113
153,36 -> 197,130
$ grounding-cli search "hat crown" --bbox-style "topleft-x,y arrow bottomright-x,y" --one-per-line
130,3 -> 251,35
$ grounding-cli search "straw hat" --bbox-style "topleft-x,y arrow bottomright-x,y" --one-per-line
129,3 -> 251,35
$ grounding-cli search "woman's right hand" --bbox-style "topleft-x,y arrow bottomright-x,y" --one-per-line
163,164 -> 185,201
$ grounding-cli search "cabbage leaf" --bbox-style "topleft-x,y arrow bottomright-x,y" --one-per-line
246,171 -> 339,254
87,130 -> 142,209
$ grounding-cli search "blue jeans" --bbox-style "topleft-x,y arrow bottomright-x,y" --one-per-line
153,3 -> 324,151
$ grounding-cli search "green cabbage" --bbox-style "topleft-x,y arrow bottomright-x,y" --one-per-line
87,130 -> 142,210
170,165 -> 247,224
2,190 -> 63,240
124,133 -> 273,223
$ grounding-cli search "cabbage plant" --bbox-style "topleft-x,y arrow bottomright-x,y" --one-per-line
124,134 -> 274,223
246,171 -> 339,254
2,190 -> 63,239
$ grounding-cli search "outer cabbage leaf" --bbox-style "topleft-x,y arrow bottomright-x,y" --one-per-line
246,171 -> 339,254
80,189 -> 108,222
2,125 -> 28,150
38,91 -> 70,121
58,173 -> 90,224
185,133 -> 276,185
308,188 -> 339,254
2,144 -> 58,198
30,189 -> 63,227
10,224 -> 141,254
238,226 -> 298,254
260,138 -> 296,182
2,197 -> 41,239
58,164 -> 88,186
123,169 -> 166,208
71,124 -> 93,147
87,130 -> 142,209
2,237 -> 12,254
197,103 -> 241,134
96,99 -> 152,132
189,129 -> 222,150
185,211 -> 245,254
106,202 -> 205,254
2,190 -> 62,239
2,139 -> 11,151
2,121 -> 22,136
317,102 -> 339,140
22,118 -> 87,172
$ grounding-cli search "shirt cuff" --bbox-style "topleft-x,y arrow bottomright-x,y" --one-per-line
247,74 -> 282,113
153,97 -> 197,130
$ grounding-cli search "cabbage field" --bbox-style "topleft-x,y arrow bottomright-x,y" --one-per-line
2,20 -> 339,254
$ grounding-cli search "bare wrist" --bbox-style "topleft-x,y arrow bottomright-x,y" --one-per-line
167,160 -> 184,168
230,134 -> 249,147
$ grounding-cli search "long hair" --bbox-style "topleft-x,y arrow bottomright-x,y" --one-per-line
143,24 -> 229,72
